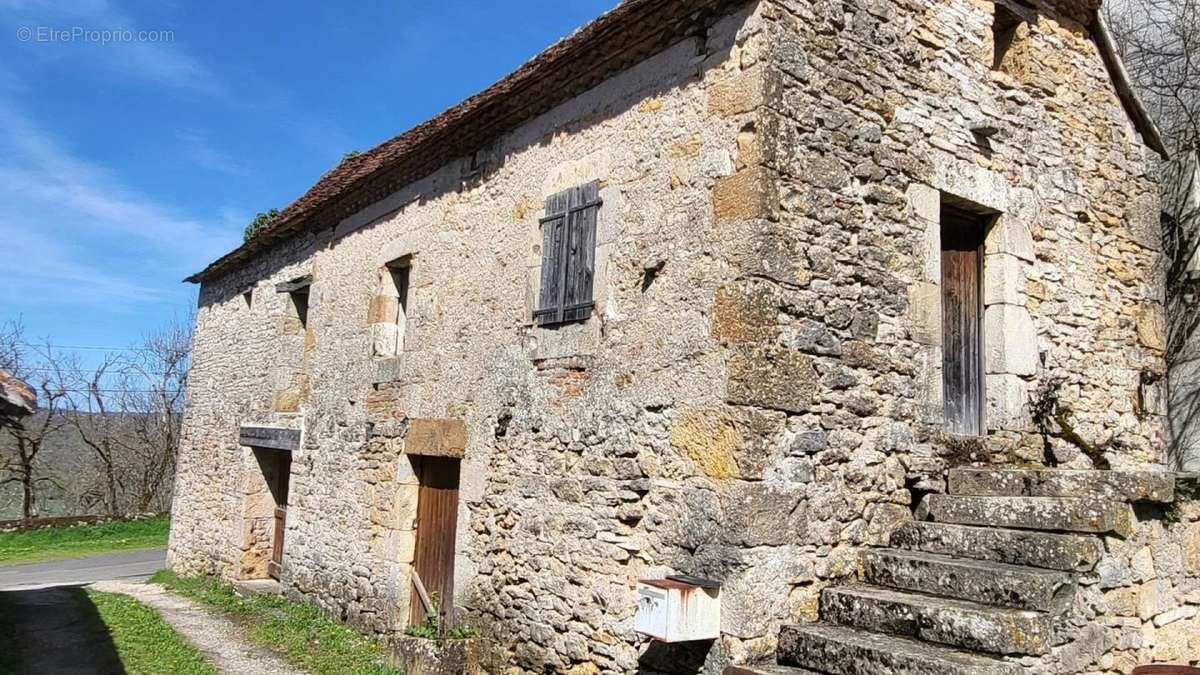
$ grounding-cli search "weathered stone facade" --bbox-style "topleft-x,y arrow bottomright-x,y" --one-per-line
168,0 -> 1197,672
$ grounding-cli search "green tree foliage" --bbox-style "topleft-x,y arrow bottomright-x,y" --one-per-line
243,209 -> 279,242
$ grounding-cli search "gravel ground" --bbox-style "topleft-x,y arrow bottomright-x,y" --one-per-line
91,581 -> 304,675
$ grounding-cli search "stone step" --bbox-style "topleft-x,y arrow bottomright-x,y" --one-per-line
917,494 -> 1135,537
948,467 -> 1174,503
821,584 -> 1053,655
724,666 -> 824,675
890,521 -> 1102,572
777,624 -> 1022,675
860,549 -> 1074,611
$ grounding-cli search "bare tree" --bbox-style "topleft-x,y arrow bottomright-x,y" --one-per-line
67,314 -> 192,515
0,321 -> 70,518
1105,0 -> 1200,469
1105,0 -> 1200,156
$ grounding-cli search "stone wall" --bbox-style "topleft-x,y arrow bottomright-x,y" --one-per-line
168,0 -> 1173,672
1077,493 -> 1200,672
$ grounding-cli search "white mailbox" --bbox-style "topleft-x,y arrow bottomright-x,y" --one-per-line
634,577 -> 721,642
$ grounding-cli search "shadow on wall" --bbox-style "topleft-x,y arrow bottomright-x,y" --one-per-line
637,639 -> 716,674
0,585 -> 126,674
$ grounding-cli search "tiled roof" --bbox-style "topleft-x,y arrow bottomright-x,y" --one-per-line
188,0 -> 746,283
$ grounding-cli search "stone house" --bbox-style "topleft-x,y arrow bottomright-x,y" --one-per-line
168,0 -> 1200,672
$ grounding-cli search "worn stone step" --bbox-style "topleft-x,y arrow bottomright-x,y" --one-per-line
860,549 -> 1074,611
917,494 -> 1135,537
777,624 -> 1021,675
890,521 -> 1102,572
948,467 -> 1174,502
822,584 -> 1054,655
724,666 -> 823,675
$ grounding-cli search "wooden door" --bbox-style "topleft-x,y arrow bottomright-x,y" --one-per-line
942,209 -> 985,435
410,457 -> 460,625
268,452 -> 292,580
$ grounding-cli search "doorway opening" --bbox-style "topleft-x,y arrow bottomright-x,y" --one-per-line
941,205 -> 988,435
258,449 -> 292,580
409,456 -> 461,627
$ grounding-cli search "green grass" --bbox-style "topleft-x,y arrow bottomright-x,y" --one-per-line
151,570 -> 400,675
0,515 -> 170,566
84,589 -> 215,675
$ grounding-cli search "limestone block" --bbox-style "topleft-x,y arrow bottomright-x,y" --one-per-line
713,167 -> 778,222
707,64 -> 768,117
273,390 -> 301,413
243,492 -> 275,519
1127,191 -> 1162,251
700,149 -> 735,178
719,482 -> 803,546
728,220 -> 813,286
726,344 -> 819,413
890,521 -> 1102,572
711,282 -> 779,345
1105,587 -> 1137,616
986,374 -> 1032,432
1137,578 -> 1173,620
367,295 -> 399,324
404,418 -> 467,458
919,494 -> 1135,537
984,304 -> 1038,376
720,548 -> 812,638
1136,303 -> 1165,351
906,183 -> 941,284
669,409 -> 742,479
947,467 -> 1176,503
931,155 -> 1010,214
906,282 -> 941,346
369,323 -> 400,358
983,253 -> 1026,307
821,584 -> 1055,655
1185,522 -> 1200,574
984,215 -> 1035,262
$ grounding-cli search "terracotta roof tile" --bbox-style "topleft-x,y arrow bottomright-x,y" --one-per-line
188,0 -> 745,283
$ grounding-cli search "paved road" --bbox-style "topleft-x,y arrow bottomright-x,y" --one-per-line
0,548 -> 166,591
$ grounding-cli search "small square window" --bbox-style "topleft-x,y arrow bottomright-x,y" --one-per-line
992,4 -> 1023,71
290,288 -> 309,329
370,257 -> 412,358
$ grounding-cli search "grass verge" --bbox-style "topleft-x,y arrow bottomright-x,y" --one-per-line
0,515 -> 170,566
84,589 -> 215,675
151,569 -> 400,675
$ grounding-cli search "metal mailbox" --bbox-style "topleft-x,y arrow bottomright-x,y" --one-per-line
634,577 -> 720,642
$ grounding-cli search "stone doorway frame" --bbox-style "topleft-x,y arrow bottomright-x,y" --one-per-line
906,160 -> 1038,434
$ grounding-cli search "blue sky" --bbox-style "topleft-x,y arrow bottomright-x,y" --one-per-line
0,0 -> 613,364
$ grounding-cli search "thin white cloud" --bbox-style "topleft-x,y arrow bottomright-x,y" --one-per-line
0,104 -> 236,307
1,0 -> 223,94
176,129 -> 252,176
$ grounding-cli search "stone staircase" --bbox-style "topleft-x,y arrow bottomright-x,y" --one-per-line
726,467 -> 1177,675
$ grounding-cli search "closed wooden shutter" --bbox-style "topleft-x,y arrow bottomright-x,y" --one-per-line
535,181 -> 600,326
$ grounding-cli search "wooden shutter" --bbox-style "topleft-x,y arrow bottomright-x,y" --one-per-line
535,181 -> 600,326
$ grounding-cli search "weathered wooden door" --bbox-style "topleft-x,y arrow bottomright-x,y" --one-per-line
942,208 -> 985,435
268,452 -> 292,580
410,457 -> 460,625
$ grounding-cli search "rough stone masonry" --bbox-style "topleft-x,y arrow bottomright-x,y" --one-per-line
167,0 -> 1199,672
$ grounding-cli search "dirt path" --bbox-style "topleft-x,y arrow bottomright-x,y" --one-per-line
91,580 -> 304,675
